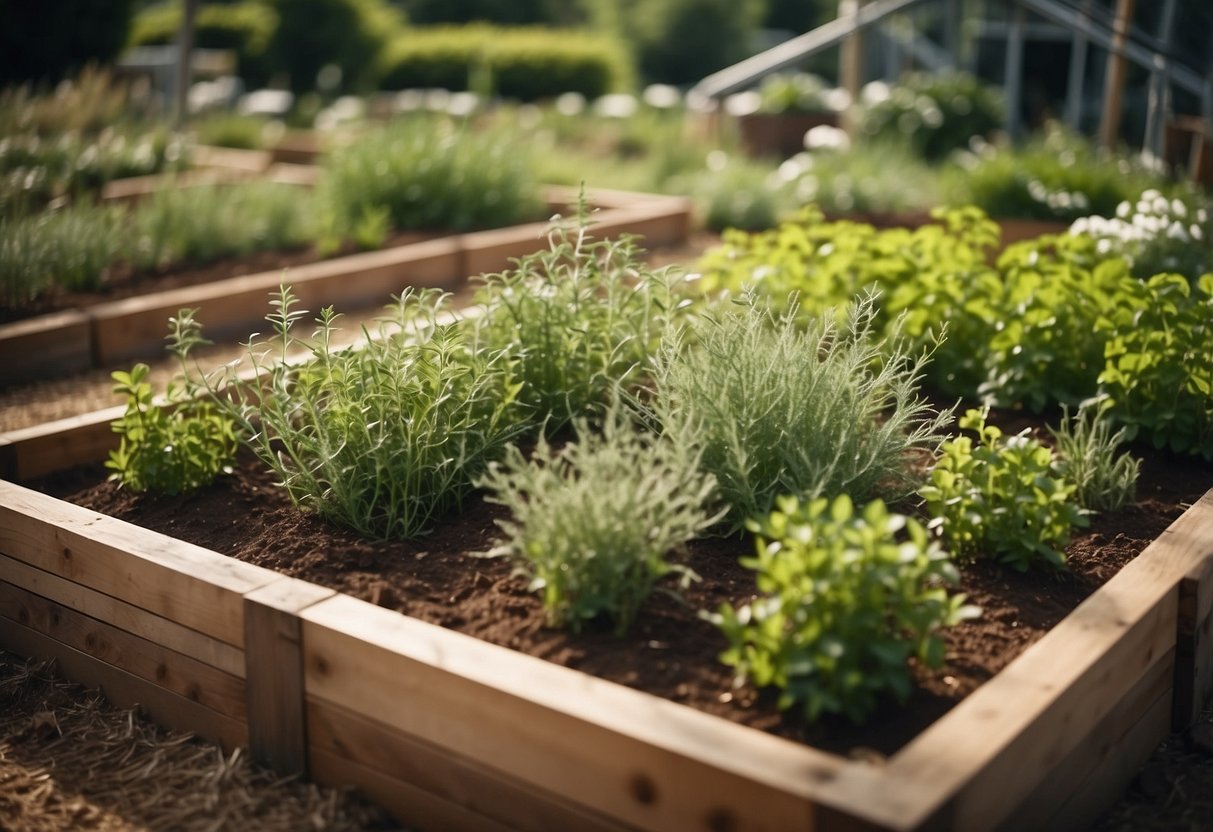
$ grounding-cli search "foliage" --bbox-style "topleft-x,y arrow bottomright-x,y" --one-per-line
192,113 -> 272,150
129,181 -> 316,271
0,67 -> 141,138
1098,273 -> 1213,459
480,403 -> 719,634
473,205 -> 686,427
649,294 -> 951,531
266,0 -> 406,92
129,2 -> 279,89
587,0 -> 765,86
1049,402 -> 1140,513
0,205 -> 121,307
197,286 -> 527,540
776,140 -> 941,216
711,495 -> 977,723
691,154 -> 785,232
859,72 -> 1002,161
397,0 -> 574,25
920,408 -> 1085,571
757,72 -> 832,115
319,118 -> 541,235
955,126 -> 1175,223
0,127 -> 189,216
378,25 -> 632,100
0,0 -> 134,85
105,311 -> 239,496
1069,189 -> 1213,282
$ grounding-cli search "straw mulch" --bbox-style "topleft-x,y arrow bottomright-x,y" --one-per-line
0,650 -> 395,832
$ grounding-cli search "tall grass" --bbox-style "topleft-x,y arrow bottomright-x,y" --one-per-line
649,294 -> 951,530
0,205 -> 120,306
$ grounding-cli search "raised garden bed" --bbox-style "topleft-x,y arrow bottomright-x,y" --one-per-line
0,185 -> 691,386
1,402 -> 1211,830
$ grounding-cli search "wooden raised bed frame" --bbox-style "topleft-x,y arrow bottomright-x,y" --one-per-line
0,184 -> 691,386
1,412 -> 1212,831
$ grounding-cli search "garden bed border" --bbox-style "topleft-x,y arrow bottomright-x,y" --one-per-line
1,184 -> 691,386
0,413 -> 1211,830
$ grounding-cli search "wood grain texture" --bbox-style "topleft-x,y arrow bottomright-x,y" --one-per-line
0,309 -> 92,385
0,406 -> 122,480
243,578 -> 334,776
308,699 -> 629,832
0,616 -> 247,750
0,481 -> 278,645
301,593 -> 858,832
0,553 -> 243,675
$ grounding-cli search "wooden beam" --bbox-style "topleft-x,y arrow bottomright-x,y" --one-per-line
1098,0 -> 1136,150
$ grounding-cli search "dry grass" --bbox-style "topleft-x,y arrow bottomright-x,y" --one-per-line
0,651 -> 393,831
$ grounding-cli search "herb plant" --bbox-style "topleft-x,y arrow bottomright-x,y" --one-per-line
198,286 -> 527,540
105,311 -> 239,495
920,408 -> 1085,571
711,495 -> 977,723
1049,402 -> 1140,512
480,403 -> 719,635
649,294 -> 950,531
0,204 -> 120,306
473,205 -> 686,428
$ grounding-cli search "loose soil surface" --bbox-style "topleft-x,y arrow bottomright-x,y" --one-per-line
28,414 -> 1212,761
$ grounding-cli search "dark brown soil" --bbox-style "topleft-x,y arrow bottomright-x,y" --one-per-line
28,409 -> 1212,762
0,230 -> 439,324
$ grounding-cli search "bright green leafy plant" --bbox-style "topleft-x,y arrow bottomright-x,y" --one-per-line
710,494 -> 978,723
920,408 -> 1085,571
105,311 -> 239,495
649,294 -> 951,531
1049,401 -> 1140,512
480,402 -> 720,635
1097,273 -> 1213,459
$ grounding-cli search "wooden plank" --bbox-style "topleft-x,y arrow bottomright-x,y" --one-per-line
1041,678 -> 1173,832
997,645 -> 1174,829
0,406 -> 122,480
190,144 -> 272,173
0,481 -> 279,645
310,747 -> 517,832
589,200 -> 694,249
0,581 -> 246,720
302,593 -> 864,832
0,309 -> 93,386
309,699 -> 631,832
0,554 -> 243,676
243,577 -> 334,776
460,220 -> 553,278
0,616 -> 247,750
849,534 -> 1188,831
1171,489 -> 1213,727
89,237 -> 464,365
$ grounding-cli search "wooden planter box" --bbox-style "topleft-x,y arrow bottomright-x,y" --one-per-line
0,186 -> 691,386
1,413 -> 1212,831
737,112 -> 839,159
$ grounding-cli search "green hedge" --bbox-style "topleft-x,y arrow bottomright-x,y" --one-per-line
378,26 -> 632,100
129,2 -> 278,88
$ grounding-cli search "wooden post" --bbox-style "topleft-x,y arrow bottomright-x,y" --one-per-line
1142,0 -> 1177,164
244,579 -> 336,777
1004,3 -> 1026,142
1098,0 -> 1136,150
839,0 -> 868,136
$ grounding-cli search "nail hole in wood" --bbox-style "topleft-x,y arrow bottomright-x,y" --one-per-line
629,773 -> 658,806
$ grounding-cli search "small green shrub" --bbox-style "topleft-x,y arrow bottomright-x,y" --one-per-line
199,286 -> 527,540
480,404 -> 719,634
319,119 -> 542,235
473,207 -> 685,427
711,494 -> 977,723
378,25 -> 631,100
1098,273 -> 1213,459
192,113 -> 272,150
778,141 -> 941,216
859,72 -> 1002,161
0,205 -> 120,307
920,408 -> 1085,571
757,72 -> 831,114
1070,189 -> 1213,282
129,181 -> 316,271
650,294 -> 951,531
1049,402 -> 1140,512
105,312 -> 239,496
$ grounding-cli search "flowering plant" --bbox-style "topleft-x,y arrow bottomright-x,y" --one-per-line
1070,189 -> 1213,281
